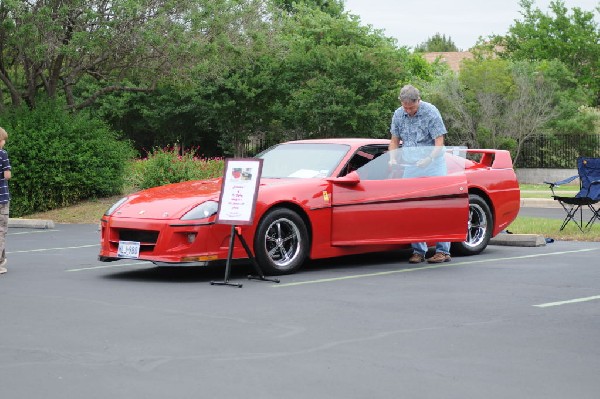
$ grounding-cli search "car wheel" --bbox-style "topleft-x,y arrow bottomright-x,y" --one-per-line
451,194 -> 493,256
254,208 -> 309,275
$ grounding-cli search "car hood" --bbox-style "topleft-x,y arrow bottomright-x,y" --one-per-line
113,177 -> 324,220
114,179 -> 223,220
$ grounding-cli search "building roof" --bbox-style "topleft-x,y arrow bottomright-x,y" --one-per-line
423,51 -> 474,72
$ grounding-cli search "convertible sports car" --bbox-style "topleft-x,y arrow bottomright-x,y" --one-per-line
99,138 -> 520,275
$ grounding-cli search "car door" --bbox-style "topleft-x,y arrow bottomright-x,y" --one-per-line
329,147 -> 469,246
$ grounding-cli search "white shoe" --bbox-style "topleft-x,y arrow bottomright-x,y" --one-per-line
0,267 -> 6,274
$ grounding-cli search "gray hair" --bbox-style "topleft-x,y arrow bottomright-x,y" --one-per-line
398,85 -> 420,102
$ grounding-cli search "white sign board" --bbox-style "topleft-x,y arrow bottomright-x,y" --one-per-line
216,158 -> 263,225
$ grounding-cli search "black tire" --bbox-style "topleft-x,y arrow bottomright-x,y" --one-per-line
254,208 -> 309,275
451,194 -> 493,256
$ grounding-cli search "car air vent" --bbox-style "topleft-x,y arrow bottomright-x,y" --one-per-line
119,229 -> 159,244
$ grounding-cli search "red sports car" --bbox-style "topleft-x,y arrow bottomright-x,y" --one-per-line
99,139 -> 520,275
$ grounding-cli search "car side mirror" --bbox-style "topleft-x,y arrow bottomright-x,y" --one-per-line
327,171 -> 361,186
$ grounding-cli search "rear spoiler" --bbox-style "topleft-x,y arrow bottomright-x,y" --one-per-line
466,149 -> 514,169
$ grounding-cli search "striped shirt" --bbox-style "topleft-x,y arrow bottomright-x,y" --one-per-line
0,149 -> 11,203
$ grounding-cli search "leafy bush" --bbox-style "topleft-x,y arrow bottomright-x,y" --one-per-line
0,101 -> 135,217
131,146 -> 224,190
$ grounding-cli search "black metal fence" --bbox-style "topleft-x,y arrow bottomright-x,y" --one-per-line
515,134 -> 600,168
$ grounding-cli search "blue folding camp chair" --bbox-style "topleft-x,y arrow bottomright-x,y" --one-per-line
544,157 -> 600,232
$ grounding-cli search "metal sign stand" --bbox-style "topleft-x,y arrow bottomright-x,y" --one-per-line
211,158 -> 280,288
211,226 -> 280,287
211,225 -> 243,288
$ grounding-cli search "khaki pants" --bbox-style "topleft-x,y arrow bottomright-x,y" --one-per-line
0,202 -> 8,261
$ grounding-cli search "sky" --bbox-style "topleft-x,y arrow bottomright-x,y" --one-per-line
343,0 -> 599,50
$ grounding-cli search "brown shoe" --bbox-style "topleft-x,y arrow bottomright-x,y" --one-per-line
427,252 -> 451,264
408,253 -> 425,264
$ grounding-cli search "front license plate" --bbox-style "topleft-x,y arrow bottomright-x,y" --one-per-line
117,241 -> 141,259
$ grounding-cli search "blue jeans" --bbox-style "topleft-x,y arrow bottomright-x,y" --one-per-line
412,241 -> 450,256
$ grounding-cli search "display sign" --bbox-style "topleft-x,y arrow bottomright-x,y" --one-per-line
216,158 -> 263,225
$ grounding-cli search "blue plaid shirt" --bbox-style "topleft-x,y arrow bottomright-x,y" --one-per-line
390,101 -> 447,147
0,149 -> 11,203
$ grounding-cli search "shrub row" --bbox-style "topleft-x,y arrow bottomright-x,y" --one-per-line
0,101 -> 135,217
126,147 -> 224,191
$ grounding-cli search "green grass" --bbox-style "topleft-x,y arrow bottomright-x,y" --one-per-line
519,183 -> 577,198
23,196 -> 122,224
508,216 -> 600,242
519,183 -> 576,191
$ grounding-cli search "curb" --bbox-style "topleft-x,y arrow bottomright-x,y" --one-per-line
489,198 -> 554,247
8,218 -> 55,229
520,198 -> 560,208
489,233 -> 546,247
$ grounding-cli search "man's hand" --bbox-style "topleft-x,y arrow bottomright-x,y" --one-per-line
416,156 -> 433,168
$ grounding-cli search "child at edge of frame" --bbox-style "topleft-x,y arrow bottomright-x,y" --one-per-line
0,126 -> 12,275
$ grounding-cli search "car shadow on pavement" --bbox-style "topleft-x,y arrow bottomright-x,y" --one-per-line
101,263 -> 253,283
99,248 -> 426,283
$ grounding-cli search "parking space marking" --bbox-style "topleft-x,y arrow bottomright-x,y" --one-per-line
534,295 -> 600,308
66,262 -> 148,272
272,248 -> 598,288
9,229 -> 60,235
7,244 -> 99,254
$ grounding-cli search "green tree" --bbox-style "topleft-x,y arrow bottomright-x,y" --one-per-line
95,2 -> 423,156
414,33 -> 459,52
492,0 -> 600,104
0,0 -> 268,110
422,57 -> 597,165
272,0 -> 344,16
275,5 -> 415,139
93,0 -> 284,156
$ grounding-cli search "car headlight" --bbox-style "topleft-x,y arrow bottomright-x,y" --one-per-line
181,201 -> 219,220
104,197 -> 129,216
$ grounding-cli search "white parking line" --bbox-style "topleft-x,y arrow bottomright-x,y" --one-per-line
8,229 -> 60,235
66,262 -> 148,272
534,295 -> 600,308
272,248 -> 599,288
7,244 -> 99,254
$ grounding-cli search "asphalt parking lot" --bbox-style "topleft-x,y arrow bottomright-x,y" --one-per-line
1,223 -> 599,399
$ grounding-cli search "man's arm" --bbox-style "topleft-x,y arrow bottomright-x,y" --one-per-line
388,135 -> 400,164
431,135 -> 444,158
416,135 -> 445,167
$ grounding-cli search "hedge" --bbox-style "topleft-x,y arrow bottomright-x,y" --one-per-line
0,101 -> 135,217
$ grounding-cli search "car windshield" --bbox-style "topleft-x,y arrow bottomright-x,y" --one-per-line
257,143 -> 350,178
352,146 -> 468,180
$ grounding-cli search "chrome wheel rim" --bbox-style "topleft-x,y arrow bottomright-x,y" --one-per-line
264,217 -> 302,268
466,203 -> 488,248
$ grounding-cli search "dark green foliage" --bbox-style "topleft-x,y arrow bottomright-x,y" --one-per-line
273,0 -> 344,16
414,33 -> 460,52
0,101 -> 135,217
95,5 -> 425,156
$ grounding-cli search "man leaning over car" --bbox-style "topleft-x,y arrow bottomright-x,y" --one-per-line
389,84 -> 451,264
